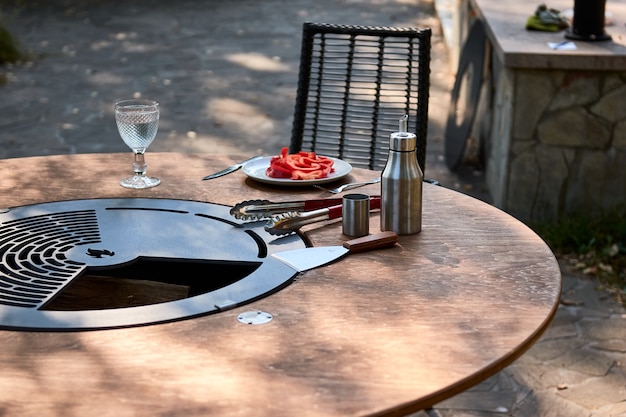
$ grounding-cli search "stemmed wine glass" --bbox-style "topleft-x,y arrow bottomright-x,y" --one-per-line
115,99 -> 161,189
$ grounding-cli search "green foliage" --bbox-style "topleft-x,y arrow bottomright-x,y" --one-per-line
0,15 -> 24,86
0,20 -> 23,65
533,209 -> 626,305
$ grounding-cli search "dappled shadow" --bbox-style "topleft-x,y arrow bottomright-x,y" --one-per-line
0,0 -> 487,199
0,0 -> 443,155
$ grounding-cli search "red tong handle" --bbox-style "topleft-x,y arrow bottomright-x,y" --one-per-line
302,195 -> 381,212
302,198 -> 343,210
327,196 -> 382,220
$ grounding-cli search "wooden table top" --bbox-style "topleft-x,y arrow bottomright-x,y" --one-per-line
0,153 -> 561,417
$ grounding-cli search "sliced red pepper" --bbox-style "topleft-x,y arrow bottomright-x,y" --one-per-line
265,147 -> 335,180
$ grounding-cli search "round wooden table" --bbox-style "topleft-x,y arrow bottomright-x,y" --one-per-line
0,153 -> 561,417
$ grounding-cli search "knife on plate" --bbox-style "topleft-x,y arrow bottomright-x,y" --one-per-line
271,231 -> 397,272
201,155 -> 263,180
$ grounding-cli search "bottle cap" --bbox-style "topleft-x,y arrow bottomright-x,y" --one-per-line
389,114 -> 416,151
389,131 -> 416,151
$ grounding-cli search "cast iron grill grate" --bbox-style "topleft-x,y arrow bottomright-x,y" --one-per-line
0,198 -> 305,331
0,210 -> 99,308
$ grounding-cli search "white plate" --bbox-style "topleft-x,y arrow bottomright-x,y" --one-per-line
242,156 -> 352,186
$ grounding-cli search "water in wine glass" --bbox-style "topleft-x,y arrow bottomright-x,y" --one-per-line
115,99 -> 161,189
116,110 -> 159,151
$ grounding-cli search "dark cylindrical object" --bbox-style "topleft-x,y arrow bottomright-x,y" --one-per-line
566,0 -> 611,41
342,194 -> 370,237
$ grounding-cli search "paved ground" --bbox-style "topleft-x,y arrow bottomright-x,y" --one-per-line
1,1 -> 625,416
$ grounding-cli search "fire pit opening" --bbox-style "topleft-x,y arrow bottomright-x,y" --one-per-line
43,258 -> 261,311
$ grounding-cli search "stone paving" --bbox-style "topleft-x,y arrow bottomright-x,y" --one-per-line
1,1 -> 625,416
423,263 -> 626,417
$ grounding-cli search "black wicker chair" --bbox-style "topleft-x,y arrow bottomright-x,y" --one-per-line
289,22 -> 432,172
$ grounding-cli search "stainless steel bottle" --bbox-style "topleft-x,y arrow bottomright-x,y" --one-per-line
380,115 -> 423,235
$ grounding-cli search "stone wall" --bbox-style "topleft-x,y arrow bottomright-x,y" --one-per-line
484,56 -> 626,222
447,0 -> 626,223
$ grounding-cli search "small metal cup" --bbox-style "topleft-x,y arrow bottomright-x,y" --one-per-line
342,193 -> 370,237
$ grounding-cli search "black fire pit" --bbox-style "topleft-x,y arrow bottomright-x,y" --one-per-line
0,198 -> 306,331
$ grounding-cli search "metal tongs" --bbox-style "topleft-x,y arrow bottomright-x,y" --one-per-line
230,198 -> 343,221
230,197 -> 381,236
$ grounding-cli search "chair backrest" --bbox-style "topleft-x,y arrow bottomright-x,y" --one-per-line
289,22 -> 431,172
